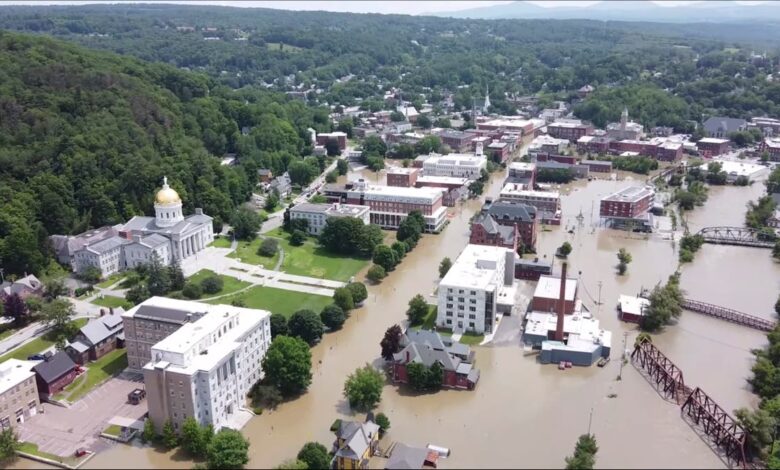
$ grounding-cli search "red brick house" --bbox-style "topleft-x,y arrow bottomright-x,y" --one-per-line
484,199 -> 538,251
470,212 -> 518,252
391,330 -> 479,391
32,352 -> 78,398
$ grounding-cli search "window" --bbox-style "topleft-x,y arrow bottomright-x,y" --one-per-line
469,307 -> 476,312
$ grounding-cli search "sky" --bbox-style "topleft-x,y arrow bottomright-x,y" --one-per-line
0,0 -> 770,15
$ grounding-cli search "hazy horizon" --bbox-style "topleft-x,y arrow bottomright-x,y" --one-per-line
0,0 -> 771,16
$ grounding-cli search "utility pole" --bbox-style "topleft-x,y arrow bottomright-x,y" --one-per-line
587,407 -> 594,435
618,331 -> 629,379
597,281 -> 603,312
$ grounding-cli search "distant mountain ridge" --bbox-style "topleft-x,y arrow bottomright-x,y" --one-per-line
431,1 -> 780,23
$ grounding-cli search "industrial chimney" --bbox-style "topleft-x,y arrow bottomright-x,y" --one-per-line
554,262 -> 567,342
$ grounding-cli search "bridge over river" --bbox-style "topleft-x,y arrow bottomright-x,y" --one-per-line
697,226 -> 775,248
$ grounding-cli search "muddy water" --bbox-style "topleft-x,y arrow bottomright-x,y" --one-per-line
70,166 -> 777,469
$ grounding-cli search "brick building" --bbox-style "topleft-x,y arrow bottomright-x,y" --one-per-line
531,275 -> 578,315
316,132 -> 347,151
483,199 -> 538,250
547,120 -> 594,141
469,212 -> 519,252
438,129 -> 475,152
345,180 -> 447,232
386,167 -> 420,187
696,138 -> 730,158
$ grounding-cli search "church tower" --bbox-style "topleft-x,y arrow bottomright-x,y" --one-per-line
154,176 -> 184,228
483,84 -> 491,114
620,107 -> 629,132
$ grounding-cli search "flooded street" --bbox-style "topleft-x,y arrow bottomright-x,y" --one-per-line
59,164 -> 778,469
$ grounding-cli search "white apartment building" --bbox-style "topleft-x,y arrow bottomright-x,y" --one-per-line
436,244 -> 516,335
421,153 -> 487,180
289,203 -> 370,235
142,298 -> 271,433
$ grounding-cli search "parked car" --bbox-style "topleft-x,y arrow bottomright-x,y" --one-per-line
28,354 -> 46,361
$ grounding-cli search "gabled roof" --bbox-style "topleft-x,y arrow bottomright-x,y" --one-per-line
486,200 -> 536,223
335,420 -> 379,461
32,351 -> 77,384
385,443 -> 429,469
85,236 -> 130,255
471,212 -> 515,245
79,313 -> 124,346
703,116 -> 747,134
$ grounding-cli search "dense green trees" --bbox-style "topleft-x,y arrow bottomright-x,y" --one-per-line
640,273 -> 684,332
231,207 -> 263,240
319,218 -> 383,257
616,248 -> 632,275
406,294 -> 429,326
367,264 -> 387,283
288,309 -> 324,345
0,428 -> 19,465
406,362 -> 443,391
296,442 -> 330,470
207,429 -> 250,470
262,335 -> 313,396
320,304 -> 346,330
343,364 -> 384,410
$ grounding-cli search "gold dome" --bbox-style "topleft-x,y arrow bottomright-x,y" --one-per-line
155,176 -> 181,204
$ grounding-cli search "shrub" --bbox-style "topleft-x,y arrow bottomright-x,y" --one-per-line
320,304 -> 346,330
333,287 -> 355,311
201,276 -> 224,294
290,230 -> 306,246
288,310 -> 324,345
375,413 -> 390,434
297,442 -> 330,470
346,282 -> 368,305
367,264 -> 386,283
182,282 -> 202,299
258,238 -> 279,257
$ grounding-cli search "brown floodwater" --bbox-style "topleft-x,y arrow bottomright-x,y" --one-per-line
26,159 -> 777,470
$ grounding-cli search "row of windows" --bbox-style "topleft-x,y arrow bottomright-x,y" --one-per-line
445,304 -> 477,312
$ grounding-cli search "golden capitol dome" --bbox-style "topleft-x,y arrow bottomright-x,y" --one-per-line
155,176 -> 182,204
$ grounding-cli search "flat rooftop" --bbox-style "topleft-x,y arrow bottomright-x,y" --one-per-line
534,275 -> 577,302
710,159 -> 767,178
500,184 -> 560,199
602,186 -> 655,203
619,295 -> 650,317
0,359 -> 38,395
387,167 -> 419,175
440,244 -> 513,291
423,153 -> 486,166
525,310 -> 612,350
349,184 -> 445,201
508,162 -> 536,172
549,120 -> 588,128
416,175 -> 469,185
698,137 -> 730,144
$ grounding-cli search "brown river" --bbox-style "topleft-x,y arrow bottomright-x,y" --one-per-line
14,159 -> 779,469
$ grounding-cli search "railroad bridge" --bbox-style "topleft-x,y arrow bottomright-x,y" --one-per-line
696,226 -> 775,248
632,338 -> 747,468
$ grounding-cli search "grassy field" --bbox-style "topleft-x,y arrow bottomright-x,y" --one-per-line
209,286 -> 332,318
0,318 -> 89,362
228,238 -> 280,268
459,332 -> 485,345
19,442 -> 79,464
55,349 -> 127,403
91,295 -> 131,310
96,273 -> 126,289
209,236 -> 232,248
267,229 -> 368,281
103,424 -> 122,437
186,269 -> 251,298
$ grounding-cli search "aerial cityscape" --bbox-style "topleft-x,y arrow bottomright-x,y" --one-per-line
0,0 -> 779,469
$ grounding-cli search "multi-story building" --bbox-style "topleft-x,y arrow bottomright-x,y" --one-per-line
386,167 -> 420,187
391,330 -> 479,390
760,138 -> 780,161
483,199 -> 538,250
0,359 -> 40,430
142,298 -> 271,433
547,119 -> 593,141
436,244 -> 516,334
527,135 -> 569,158
750,117 -> 780,137
703,117 -> 747,138
289,203 -> 370,236
531,275 -> 579,315
469,212 -> 518,252
577,135 -> 613,155
421,153 -> 487,180
580,159 -> 613,173
656,141 -> 683,161
66,311 -> 125,365
498,185 -> 561,214
506,162 -> 537,188
606,108 -> 645,141
122,297 -> 209,371
487,141 -> 510,163
476,118 -> 534,136
315,131 -> 347,151
600,186 -> 655,231
437,129 -> 475,152
414,175 -> 469,207
696,137 -> 730,158
345,180 -> 447,232
609,139 -> 659,157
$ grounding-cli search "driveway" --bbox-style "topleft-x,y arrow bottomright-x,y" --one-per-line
18,372 -> 147,458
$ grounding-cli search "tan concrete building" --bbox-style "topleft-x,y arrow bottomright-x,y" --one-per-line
139,298 -> 271,433
0,359 -> 41,430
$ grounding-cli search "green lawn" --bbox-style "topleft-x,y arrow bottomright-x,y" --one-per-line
459,332 -> 485,346
420,305 -> 438,330
228,238 -> 280,268
91,295 -> 132,310
0,318 -> 89,362
55,349 -> 127,403
19,442 -> 77,464
268,229 -> 368,281
96,273 -> 126,289
209,236 -> 232,248
208,286 -> 332,318
186,269 -> 251,298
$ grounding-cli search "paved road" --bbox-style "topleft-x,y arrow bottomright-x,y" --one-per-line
0,300 -> 98,356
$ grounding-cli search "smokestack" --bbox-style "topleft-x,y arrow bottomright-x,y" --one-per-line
554,262 -> 567,342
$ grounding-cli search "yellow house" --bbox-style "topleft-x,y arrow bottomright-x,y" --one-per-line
332,419 -> 380,469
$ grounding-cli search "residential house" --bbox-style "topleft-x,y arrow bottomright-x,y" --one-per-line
269,172 -> 293,198
0,275 -> 43,300
257,169 -> 273,183
66,309 -> 125,365
391,330 -> 480,390
385,443 -> 439,469
332,418 -> 380,469
32,352 -> 78,399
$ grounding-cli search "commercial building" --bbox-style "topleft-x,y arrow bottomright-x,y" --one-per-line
421,153 -> 487,180
760,138 -> 780,161
577,135 -> 613,155
345,180 -> 447,232
487,141 -> 510,163
656,141 -> 683,162
438,129 -> 475,152
506,162 -> 537,188
315,131 -> 347,151
527,135 -> 569,157
750,117 -> 780,137
515,257 -> 553,280
483,199 -> 538,250
546,119 -> 593,141
580,160 -> 613,173
618,295 -> 650,324
476,118 -> 534,136
531,275 -> 578,315
600,186 -> 655,231
708,159 -> 767,183
498,185 -> 561,225
289,203 -> 370,236
696,137 -> 730,158
609,139 -> 658,157
0,359 -> 41,430
391,330 -> 480,390
703,117 -> 747,138
436,244 -> 517,334
386,167 -> 420,188
142,298 -> 272,433
415,175 -> 469,207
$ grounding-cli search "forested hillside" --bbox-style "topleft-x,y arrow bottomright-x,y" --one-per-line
0,32 -> 331,277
